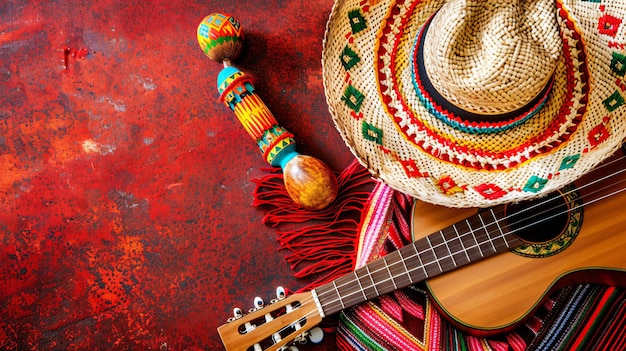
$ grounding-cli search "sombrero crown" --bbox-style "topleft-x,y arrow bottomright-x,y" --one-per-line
323,0 -> 626,207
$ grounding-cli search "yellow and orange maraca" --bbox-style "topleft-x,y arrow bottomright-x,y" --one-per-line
197,13 -> 338,211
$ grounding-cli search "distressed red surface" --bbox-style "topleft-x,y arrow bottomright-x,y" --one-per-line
0,1 -> 350,350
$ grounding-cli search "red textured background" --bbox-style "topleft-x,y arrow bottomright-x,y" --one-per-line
1,1 -> 351,350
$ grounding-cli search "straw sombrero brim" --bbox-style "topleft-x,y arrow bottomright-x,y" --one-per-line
323,0 -> 626,208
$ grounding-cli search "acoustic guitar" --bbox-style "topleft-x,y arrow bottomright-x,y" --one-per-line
217,147 -> 626,351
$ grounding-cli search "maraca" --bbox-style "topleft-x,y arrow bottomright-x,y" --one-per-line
197,13 -> 338,211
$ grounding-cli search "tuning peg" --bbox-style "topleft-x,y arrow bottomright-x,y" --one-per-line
271,286 -> 287,304
292,327 -> 324,346
307,327 -> 324,344
254,297 -> 264,310
277,286 -> 286,300
248,296 -> 265,313
227,307 -> 244,323
271,286 -> 286,304
234,307 -> 243,318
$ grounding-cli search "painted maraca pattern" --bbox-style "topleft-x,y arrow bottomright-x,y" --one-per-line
198,13 -> 338,211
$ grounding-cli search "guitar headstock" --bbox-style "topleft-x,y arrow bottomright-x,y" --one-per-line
218,287 -> 324,351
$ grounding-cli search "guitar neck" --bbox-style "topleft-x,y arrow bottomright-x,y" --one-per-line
314,205 -> 523,316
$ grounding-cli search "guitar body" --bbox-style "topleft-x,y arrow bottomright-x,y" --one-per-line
412,151 -> 626,335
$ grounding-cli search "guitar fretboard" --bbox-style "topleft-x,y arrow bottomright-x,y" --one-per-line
314,205 -> 523,315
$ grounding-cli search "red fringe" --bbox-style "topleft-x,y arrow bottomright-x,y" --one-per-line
252,160 -> 375,292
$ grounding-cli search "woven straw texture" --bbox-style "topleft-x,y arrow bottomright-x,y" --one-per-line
323,0 -> 626,208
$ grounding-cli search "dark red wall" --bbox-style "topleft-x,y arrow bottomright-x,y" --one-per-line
1,1 -> 350,349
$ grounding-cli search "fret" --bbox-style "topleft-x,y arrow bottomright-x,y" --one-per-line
477,212 -> 498,253
465,218 -> 484,257
364,257 -> 396,296
442,226 -> 471,266
483,208 -> 509,250
315,282 -> 343,315
315,246 -> 423,316
383,256 -> 398,290
313,279 -> 346,316
489,206 -> 524,249
453,224 -> 471,262
426,236 -> 444,272
331,272 -> 362,310
389,249 -> 413,288
426,233 -> 456,272
467,216 -> 496,256
353,269 -> 368,301
310,281 -> 344,316
332,281 -> 345,309
399,243 -> 428,284
365,266 -> 379,296
414,238 -> 441,277
454,221 -> 482,262
353,265 -> 379,300
440,231 -> 457,267
489,208 -> 508,246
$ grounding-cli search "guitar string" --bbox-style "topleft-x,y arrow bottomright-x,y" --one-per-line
323,171 -> 626,310
244,154 -> 626,347
316,153 -> 626,310
496,155 -> 626,227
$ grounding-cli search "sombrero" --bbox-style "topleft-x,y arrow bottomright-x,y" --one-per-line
323,0 -> 626,208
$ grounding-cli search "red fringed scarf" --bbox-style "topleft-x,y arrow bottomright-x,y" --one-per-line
252,159 -> 375,292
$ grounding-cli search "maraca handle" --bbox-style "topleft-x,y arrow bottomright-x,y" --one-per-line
218,66 -> 299,168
